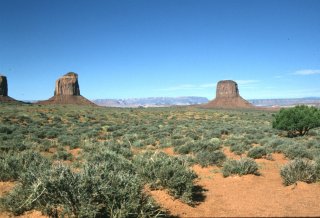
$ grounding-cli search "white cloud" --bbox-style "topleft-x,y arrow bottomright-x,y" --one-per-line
294,69 -> 320,75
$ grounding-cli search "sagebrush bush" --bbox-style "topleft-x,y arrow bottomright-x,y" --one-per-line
1,159 -> 162,217
0,150 -> 51,181
222,158 -> 260,177
283,144 -> 313,160
134,151 -> 197,204
230,143 -> 252,155
196,150 -> 226,167
52,149 -> 73,161
280,158 -> 317,186
247,146 -> 268,159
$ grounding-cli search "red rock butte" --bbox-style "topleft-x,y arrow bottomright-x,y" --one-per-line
202,80 -> 254,109
0,75 -> 19,103
37,72 -> 96,106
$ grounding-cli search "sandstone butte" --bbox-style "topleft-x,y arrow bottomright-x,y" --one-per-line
201,80 -> 255,109
37,72 -> 96,106
0,75 -> 20,103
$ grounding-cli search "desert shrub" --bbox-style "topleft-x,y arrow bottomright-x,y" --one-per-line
174,143 -> 193,154
58,135 -> 80,148
196,150 -> 226,167
103,142 -> 133,159
134,151 -> 197,204
272,105 -> 320,137
0,125 -> 14,134
172,138 -> 189,146
132,139 -> 144,147
174,138 -> 221,156
230,143 -> 252,155
283,144 -> 313,160
45,129 -> 60,139
53,149 -> 73,161
0,150 -> 51,181
280,158 -> 317,185
247,146 -> 268,159
1,162 -> 162,217
192,139 -> 221,153
315,157 -> 320,177
222,158 -> 260,177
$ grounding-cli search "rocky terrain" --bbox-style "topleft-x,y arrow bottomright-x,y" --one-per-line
37,72 -> 95,106
201,80 -> 255,109
93,97 -> 209,107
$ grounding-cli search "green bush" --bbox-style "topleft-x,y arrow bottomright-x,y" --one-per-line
0,150 -> 51,181
272,105 -> 320,137
222,158 -> 260,177
230,143 -> 252,155
247,146 -> 268,159
134,151 -> 197,204
1,159 -> 162,217
53,149 -> 73,161
174,143 -> 193,154
0,125 -> 14,134
316,157 -> 320,175
196,150 -> 226,167
283,144 -> 313,160
280,158 -> 317,185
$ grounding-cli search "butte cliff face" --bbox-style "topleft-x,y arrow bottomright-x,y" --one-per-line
0,75 -> 8,96
0,75 -> 19,103
37,72 -> 95,106
54,72 -> 80,96
202,80 -> 254,109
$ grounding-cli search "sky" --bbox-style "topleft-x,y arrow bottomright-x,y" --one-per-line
0,0 -> 320,100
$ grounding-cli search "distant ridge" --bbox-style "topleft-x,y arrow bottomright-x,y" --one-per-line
93,96 -> 208,108
249,97 -> 320,107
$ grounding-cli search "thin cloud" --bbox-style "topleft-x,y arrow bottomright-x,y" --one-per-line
294,69 -> 320,75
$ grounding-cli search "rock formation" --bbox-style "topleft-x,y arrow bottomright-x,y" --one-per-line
37,72 -> 96,106
0,75 -> 8,96
54,72 -> 80,96
202,80 -> 254,109
0,75 -> 19,103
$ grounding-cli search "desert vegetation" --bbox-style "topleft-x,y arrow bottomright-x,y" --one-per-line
0,104 -> 320,217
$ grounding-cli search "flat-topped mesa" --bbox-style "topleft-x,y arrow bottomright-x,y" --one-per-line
216,80 -> 240,98
201,80 -> 254,109
0,75 -> 8,96
54,72 -> 80,96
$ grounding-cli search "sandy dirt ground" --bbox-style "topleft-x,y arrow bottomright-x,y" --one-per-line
150,149 -> 320,217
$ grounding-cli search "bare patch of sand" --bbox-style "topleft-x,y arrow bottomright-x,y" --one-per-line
0,182 -> 15,197
150,153 -> 320,217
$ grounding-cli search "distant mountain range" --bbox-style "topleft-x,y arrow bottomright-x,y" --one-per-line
93,97 -> 320,108
248,97 -> 320,107
92,97 -> 209,107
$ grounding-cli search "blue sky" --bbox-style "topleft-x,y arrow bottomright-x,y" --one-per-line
0,0 -> 319,100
